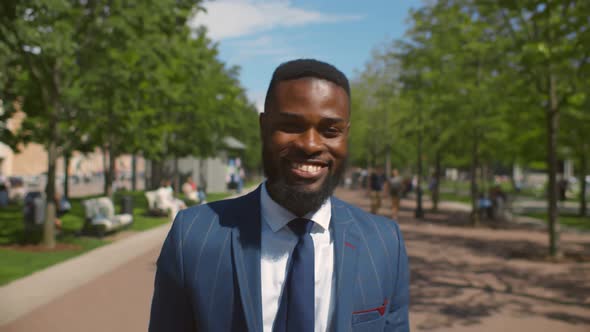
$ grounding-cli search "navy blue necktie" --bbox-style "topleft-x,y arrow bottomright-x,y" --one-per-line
274,218 -> 315,332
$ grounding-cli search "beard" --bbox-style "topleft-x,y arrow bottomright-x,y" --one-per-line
262,143 -> 347,216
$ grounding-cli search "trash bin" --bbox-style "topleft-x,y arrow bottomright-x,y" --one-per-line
0,190 -> 8,207
121,195 -> 133,215
24,192 -> 45,229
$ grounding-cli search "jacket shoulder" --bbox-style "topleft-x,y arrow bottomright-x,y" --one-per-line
331,196 -> 404,245
174,193 -> 259,232
332,196 -> 400,228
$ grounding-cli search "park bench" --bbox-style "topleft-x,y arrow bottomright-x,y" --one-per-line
144,190 -> 169,217
144,189 -> 185,221
82,197 -> 133,237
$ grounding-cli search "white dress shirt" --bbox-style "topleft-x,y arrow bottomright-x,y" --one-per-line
260,183 -> 335,332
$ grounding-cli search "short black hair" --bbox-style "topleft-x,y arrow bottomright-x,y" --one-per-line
264,59 -> 350,112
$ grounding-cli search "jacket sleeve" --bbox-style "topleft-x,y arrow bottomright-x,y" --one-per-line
384,223 -> 410,332
149,210 -> 197,332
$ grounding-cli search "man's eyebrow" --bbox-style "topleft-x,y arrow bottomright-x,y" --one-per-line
272,111 -> 305,119
273,111 -> 347,123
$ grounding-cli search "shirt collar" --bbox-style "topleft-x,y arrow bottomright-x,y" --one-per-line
260,181 -> 331,233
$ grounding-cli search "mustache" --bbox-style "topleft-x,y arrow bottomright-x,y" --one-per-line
283,151 -> 333,167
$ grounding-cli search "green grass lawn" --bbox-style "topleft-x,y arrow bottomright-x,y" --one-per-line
437,188 -> 590,232
0,189 -> 232,286
524,212 -> 590,231
0,236 -> 106,286
439,192 -> 472,204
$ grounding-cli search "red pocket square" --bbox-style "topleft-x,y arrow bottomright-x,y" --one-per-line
352,299 -> 388,316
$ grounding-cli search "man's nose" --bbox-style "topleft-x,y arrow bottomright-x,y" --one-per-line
295,128 -> 324,155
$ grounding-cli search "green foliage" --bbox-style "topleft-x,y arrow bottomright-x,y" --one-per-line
352,0 -> 590,254
0,0 -> 261,244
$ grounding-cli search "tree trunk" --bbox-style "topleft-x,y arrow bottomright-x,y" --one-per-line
199,158 -> 207,193
546,73 -> 560,257
145,159 -> 151,190
580,153 -> 587,217
432,150 -> 441,212
44,136 -> 57,248
385,145 -> 392,182
151,160 -> 163,190
131,154 -> 137,191
42,63 -> 64,249
470,133 -> 480,226
106,147 -> 116,198
102,147 -> 109,194
415,131 -> 424,218
63,153 -> 70,199
173,158 -> 180,193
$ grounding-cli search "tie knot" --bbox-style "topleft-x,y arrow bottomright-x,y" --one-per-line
288,218 -> 314,237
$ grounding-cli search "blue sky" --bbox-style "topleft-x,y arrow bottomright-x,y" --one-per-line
190,0 -> 421,111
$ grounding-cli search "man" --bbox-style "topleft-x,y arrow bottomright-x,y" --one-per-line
369,167 -> 386,214
388,169 -> 403,220
182,176 -> 198,202
156,179 -> 186,220
149,59 -> 410,332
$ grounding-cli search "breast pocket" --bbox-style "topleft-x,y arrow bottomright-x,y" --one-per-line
351,299 -> 388,332
351,313 -> 385,331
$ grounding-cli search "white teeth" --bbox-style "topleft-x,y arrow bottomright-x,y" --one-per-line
294,163 -> 322,173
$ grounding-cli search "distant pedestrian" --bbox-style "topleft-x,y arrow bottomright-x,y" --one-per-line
478,192 -> 493,219
350,167 -> 361,189
181,176 -> 198,202
558,177 -> 568,201
402,177 -> 413,197
156,180 -> 186,220
369,167 -> 386,214
360,168 -> 368,189
0,175 -> 8,207
389,168 -> 403,220
490,185 -> 507,220
428,172 -> 438,195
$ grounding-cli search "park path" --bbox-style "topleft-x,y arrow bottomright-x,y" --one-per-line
0,247 -> 160,332
338,189 -> 590,332
1,187 -> 589,331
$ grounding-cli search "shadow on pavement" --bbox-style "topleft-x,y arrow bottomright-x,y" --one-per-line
334,188 -> 590,330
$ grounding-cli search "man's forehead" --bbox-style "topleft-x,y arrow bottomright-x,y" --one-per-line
275,77 -> 348,96
267,110 -> 348,123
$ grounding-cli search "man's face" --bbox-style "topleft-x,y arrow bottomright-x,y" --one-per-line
260,77 -> 350,215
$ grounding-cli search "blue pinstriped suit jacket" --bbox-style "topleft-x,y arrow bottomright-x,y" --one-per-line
149,186 -> 409,332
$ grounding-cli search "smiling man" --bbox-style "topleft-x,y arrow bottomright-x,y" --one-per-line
149,59 -> 410,332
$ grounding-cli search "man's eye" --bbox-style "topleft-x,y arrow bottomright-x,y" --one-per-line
323,127 -> 342,138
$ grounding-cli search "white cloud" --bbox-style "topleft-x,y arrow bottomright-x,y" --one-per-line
226,35 -> 296,63
189,0 -> 364,40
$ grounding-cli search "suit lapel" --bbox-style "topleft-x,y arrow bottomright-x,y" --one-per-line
330,198 -> 361,332
231,187 -> 263,332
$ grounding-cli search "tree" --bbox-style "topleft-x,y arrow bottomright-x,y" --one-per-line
0,0 -> 208,247
474,0 -> 590,256
0,1 -> 104,248
396,1 -> 512,220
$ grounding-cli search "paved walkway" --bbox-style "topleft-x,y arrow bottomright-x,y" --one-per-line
1,187 -> 589,331
0,224 -> 170,329
340,189 -> 590,331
